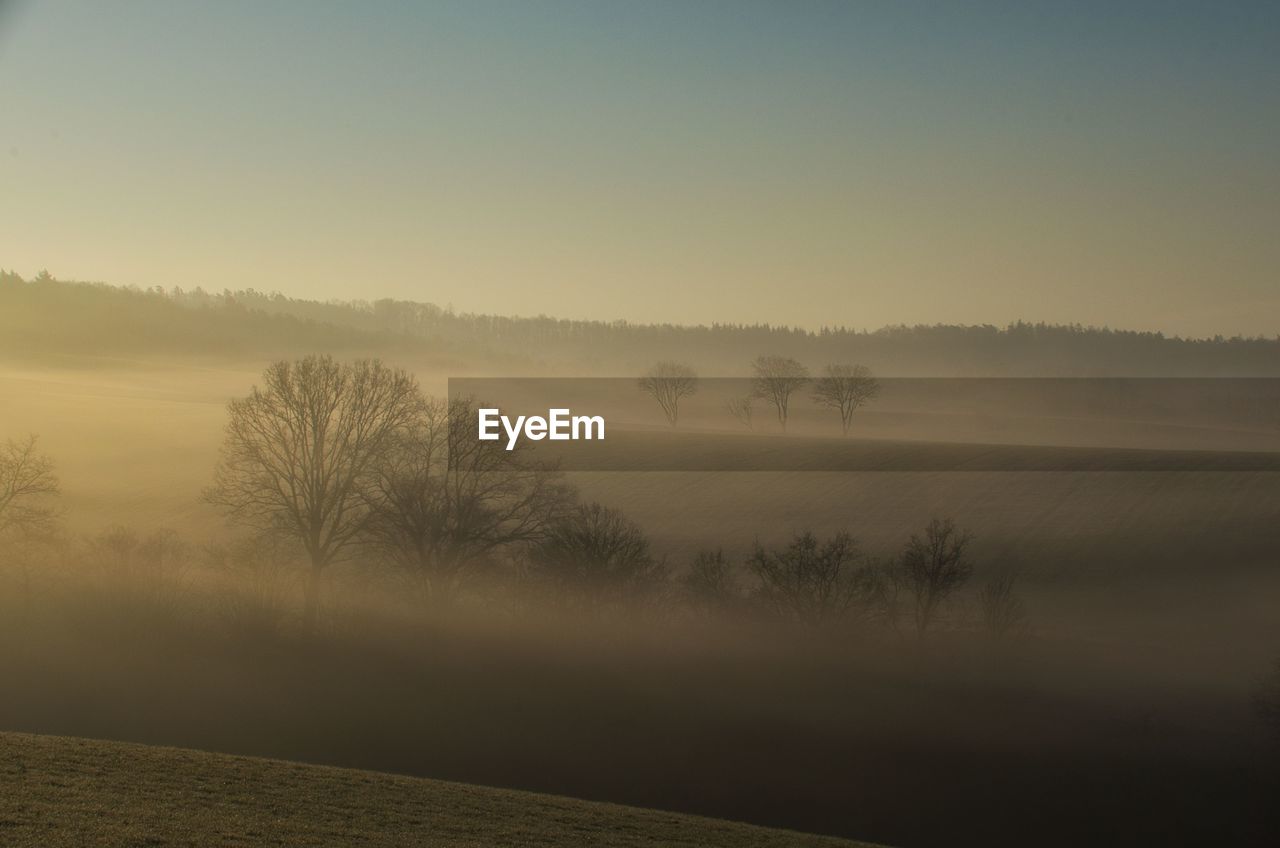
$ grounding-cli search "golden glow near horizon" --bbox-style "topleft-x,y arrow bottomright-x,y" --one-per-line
1,1 -> 1277,338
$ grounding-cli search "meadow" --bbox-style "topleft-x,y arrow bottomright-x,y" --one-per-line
0,732 -> 873,847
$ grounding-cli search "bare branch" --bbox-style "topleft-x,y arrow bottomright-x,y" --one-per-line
750,356 -> 809,432
811,364 -> 880,436
204,355 -> 423,629
0,434 -> 61,539
637,362 -> 698,427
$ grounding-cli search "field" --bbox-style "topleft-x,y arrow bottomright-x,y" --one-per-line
4,357 -> 1280,846
5,359 -> 1280,653
0,732 -> 871,847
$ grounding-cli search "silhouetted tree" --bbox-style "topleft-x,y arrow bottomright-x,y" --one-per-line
526,503 -> 668,612
748,531 -> 873,625
365,397 -> 574,608
812,364 -> 880,435
725,396 -> 754,430
751,355 -> 809,432
867,559 -> 908,636
978,569 -> 1027,638
638,362 -> 698,426
681,549 -> 741,615
0,435 -> 60,539
87,526 -> 192,618
897,518 -> 974,635
203,534 -> 300,636
205,356 -> 422,631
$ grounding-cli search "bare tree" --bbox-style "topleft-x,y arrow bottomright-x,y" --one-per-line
526,503 -> 668,613
87,526 -> 193,619
751,356 -> 809,432
868,558 -> 908,636
638,362 -> 699,426
204,534 -> 301,636
365,396 -> 574,609
747,531 -> 874,626
681,549 -> 741,615
0,435 -> 60,539
978,569 -> 1027,638
812,364 -> 880,436
205,356 -> 423,631
725,396 -> 754,430
897,518 -> 974,636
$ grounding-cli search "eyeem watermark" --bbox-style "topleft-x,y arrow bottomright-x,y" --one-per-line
478,407 -> 606,451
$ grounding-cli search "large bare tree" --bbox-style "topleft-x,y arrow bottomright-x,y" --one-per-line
637,361 -> 698,426
812,364 -> 880,435
0,435 -> 60,539
750,355 -> 809,432
205,356 -> 422,630
364,396 -> 573,608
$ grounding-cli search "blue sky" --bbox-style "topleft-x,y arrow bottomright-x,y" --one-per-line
1,1 -> 1277,336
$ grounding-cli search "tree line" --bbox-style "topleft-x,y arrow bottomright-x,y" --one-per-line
196,355 -> 1005,635
7,271 -> 1280,375
0,355 -> 1001,637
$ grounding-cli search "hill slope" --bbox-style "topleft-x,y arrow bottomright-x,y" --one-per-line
0,732 -> 873,848
5,272 -> 1280,374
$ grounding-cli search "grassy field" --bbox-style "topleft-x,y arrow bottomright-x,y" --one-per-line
0,732 -> 873,848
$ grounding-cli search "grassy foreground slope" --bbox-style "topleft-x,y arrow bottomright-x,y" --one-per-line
0,732 -> 873,848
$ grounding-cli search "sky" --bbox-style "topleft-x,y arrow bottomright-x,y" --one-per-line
1,1 -> 1277,338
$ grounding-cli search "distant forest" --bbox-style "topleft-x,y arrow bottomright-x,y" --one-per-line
3,269 -> 1278,375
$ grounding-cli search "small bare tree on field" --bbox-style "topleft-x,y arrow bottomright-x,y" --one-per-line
897,518 -> 974,636
725,396 -> 754,430
748,531 -> 874,626
205,356 -> 423,632
364,396 -> 574,609
638,362 -> 698,426
868,559 -> 907,635
204,534 -> 301,636
526,503 -> 668,613
0,435 -> 60,539
979,569 -> 1027,638
751,356 -> 809,432
87,526 -> 193,618
812,364 -> 880,436
681,549 -> 741,614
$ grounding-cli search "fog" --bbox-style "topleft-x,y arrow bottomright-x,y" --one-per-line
2,280 -> 1280,846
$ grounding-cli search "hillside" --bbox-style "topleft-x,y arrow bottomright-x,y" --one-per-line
4,271 -> 1280,375
0,732 -> 873,848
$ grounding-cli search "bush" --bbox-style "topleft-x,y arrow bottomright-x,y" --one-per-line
681,549 -> 742,616
526,504 -> 669,614
747,531 -> 874,626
